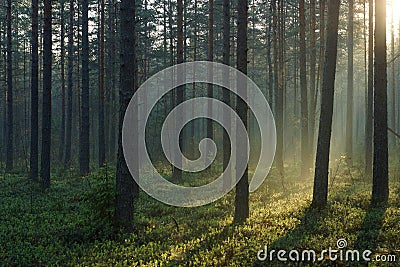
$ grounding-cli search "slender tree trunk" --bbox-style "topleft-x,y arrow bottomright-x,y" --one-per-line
276,0 -> 284,175
115,0 -> 137,231
346,0 -> 354,164
172,0 -> 184,180
6,0 -> 13,172
317,0 -> 326,100
234,0 -> 249,223
299,0 -> 309,177
65,0 -> 74,166
41,0 -> 52,188
390,4 -> 396,145
59,0 -> 66,163
372,0 -> 389,205
365,0 -> 373,178
206,0 -> 214,163
309,0 -> 317,157
109,0 -> 117,162
222,0 -> 231,185
30,0 -> 39,179
272,0 -> 282,173
80,0 -> 90,175
98,0 -> 105,167
266,2 -> 273,108
311,0 -> 340,209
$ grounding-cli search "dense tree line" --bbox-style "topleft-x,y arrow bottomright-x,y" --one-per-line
0,0 -> 398,229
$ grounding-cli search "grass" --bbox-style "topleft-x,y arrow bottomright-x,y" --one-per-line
0,164 -> 399,266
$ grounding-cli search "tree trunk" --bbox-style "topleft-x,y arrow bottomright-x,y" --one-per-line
309,0 -> 317,158
172,0 -> 184,180
59,0 -> 66,163
108,0 -> 117,162
311,0 -> 340,209
222,0 -> 231,187
390,5 -> 396,145
30,0 -> 39,179
365,0 -> 373,178
206,0 -> 214,167
115,0 -> 138,231
80,0 -> 90,175
372,0 -> 389,205
6,0 -> 13,172
299,0 -> 309,177
98,0 -> 105,167
65,0 -> 74,166
346,0 -> 354,164
41,0 -> 52,188
234,0 -> 249,223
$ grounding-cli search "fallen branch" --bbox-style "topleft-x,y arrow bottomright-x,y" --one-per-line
388,127 -> 400,139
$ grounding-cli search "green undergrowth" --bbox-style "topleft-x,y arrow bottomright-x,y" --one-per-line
0,164 -> 399,266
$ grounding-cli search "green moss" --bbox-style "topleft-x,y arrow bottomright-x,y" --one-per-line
0,166 -> 399,266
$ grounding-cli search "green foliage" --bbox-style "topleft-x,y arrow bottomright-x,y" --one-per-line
1,166 -> 399,266
82,166 -> 116,232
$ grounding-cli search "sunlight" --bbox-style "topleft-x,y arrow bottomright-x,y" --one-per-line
387,0 -> 400,43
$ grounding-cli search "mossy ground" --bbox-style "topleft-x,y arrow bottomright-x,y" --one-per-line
0,164 -> 399,266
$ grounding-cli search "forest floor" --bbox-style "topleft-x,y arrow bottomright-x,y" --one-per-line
0,164 -> 399,266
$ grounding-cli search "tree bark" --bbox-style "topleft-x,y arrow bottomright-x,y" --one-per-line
115,0 -> 138,231
41,0 -> 52,188
311,0 -> 340,209
309,0 -> 317,158
365,0 -> 373,178
30,0 -> 39,179
372,0 -> 389,205
80,0 -> 90,175
172,0 -> 184,180
234,0 -> 249,223
6,0 -> 13,172
206,0 -> 214,164
59,0 -> 66,163
222,0 -> 231,187
65,0 -> 74,166
98,0 -> 105,167
299,0 -> 309,177
346,0 -> 354,164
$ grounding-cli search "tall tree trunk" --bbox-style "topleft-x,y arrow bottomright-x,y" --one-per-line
65,0 -> 74,165
276,0 -> 284,175
30,0 -> 39,179
372,0 -> 389,205
206,0 -> 214,164
80,0 -> 90,175
234,0 -> 249,223
108,0 -> 117,162
98,0 -> 105,167
59,0 -> 66,163
311,0 -> 340,209
299,0 -> 309,177
266,2 -> 273,108
115,0 -> 137,231
272,0 -> 281,173
309,0 -> 317,157
172,0 -> 184,180
390,4 -> 396,145
346,0 -> 354,164
6,0 -> 13,172
222,0 -> 231,186
41,0 -> 52,188
365,0 -> 373,178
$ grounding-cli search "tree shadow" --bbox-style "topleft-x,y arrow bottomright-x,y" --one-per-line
251,205 -> 328,266
354,203 -> 387,252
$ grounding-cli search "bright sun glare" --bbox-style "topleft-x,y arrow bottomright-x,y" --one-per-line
387,0 -> 400,42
